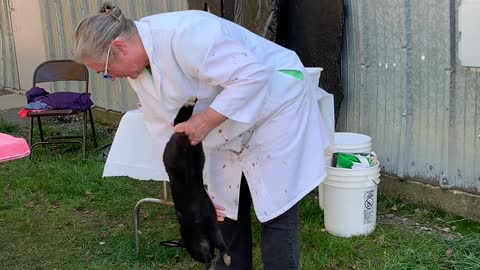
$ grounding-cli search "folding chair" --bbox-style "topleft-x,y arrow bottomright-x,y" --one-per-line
27,59 -> 97,159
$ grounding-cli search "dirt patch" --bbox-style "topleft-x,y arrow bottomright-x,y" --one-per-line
0,89 -> 15,96
73,208 -> 108,229
378,212 -> 461,240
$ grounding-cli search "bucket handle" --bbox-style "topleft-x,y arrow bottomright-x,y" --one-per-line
369,176 -> 380,185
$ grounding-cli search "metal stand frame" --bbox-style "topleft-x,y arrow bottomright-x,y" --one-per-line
134,181 -> 173,254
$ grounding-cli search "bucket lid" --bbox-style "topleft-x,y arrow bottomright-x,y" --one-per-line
335,132 -> 372,146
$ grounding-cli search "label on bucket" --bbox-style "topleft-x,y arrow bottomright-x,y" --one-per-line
363,189 -> 375,224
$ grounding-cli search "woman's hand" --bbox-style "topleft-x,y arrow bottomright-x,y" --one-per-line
174,111 -> 211,145
174,108 -> 227,145
213,202 -> 225,222
209,194 -> 225,222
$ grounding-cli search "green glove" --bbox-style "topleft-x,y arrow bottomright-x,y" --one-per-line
335,152 -> 374,169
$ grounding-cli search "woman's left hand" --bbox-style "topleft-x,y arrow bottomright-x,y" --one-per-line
174,108 -> 227,145
174,112 -> 210,145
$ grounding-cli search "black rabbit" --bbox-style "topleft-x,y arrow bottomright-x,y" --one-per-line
163,97 -> 231,269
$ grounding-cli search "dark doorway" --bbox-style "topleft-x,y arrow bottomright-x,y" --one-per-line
276,0 -> 344,124
188,0 -> 235,21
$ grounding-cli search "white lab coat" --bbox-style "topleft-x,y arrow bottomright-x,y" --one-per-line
128,10 -> 329,222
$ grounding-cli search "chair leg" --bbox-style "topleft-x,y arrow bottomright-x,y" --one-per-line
29,117 -> 34,159
88,108 -> 97,147
37,117 -> 44,142
82,111 -> 87,159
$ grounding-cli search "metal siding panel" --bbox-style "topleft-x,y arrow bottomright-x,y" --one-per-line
40,0 -> 54,59
372,0 -> 385,172
475,73 -> 480,191
364,0 -> 376,139
352,0 -> 361,132
453,68 -> 467,185
441,0 -> 455,189
429,1 -> 450,182
390,0 -> 407,175
339,0 -> 350,131
406,0 -> 448,183
340,0 -> 408,174
371,0 -> 387,171
55,0 -> 66,58
449,0 -> 465,189
395,0 -> 412,178
371,0 -> 404,175
379,0 -> 405,174
0,0 -> 19,89
450,68 -> 478,191
386,0 -> 397,174
426,2 -> 439,180
342,0 -> 363,132
408,0 -> 427,180
463,70 -> 477,187
374,0 -> 387,170
358,0 -> 369,133
338,0 -> 352,131
447,0 -> 478,192
341,0 -> 479,193
55,0 -> 68,92
0,0 -> 9,87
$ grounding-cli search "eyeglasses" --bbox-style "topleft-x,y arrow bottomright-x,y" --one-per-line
103,43 -> 113,79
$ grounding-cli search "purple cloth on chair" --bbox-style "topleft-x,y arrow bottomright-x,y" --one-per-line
26,87 -> 93,111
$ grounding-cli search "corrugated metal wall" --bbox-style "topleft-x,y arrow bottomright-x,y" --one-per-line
0,0 -> 19,90
38,0 -> 188,112
340,0 -> 480,194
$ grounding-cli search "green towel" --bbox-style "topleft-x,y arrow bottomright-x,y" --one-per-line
278,69 -> 303,80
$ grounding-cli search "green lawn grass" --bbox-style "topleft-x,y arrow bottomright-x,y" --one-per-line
1,117 -> 479,269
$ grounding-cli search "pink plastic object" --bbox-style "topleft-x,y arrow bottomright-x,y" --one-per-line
0,133 -> 30,162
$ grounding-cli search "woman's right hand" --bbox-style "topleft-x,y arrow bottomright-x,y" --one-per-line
213,202 -> 225,222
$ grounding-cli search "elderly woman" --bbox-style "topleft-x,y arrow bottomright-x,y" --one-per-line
74,2 -> 329,270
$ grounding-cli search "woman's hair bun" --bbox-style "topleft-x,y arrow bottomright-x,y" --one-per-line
99,2 -> 115,14
99,2 -> 122,21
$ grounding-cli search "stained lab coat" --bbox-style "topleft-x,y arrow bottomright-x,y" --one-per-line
128,10 -> 329,222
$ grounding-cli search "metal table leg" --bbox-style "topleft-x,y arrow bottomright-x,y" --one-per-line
134,197 -> 173,255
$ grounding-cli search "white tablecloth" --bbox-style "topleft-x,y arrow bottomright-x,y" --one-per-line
102,109 -> 168,181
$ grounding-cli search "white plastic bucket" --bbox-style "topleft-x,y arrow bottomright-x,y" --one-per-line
334,132 -> 372,153
318,133 -> 373,209
323,163 -> 381,237
305,67 -> 323,85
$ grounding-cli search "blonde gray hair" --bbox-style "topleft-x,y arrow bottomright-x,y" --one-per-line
74,2 -> 136,61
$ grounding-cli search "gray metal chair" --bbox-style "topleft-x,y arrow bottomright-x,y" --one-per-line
27,59 -> 97,159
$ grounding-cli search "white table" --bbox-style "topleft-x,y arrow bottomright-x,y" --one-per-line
103,109 -> 169,182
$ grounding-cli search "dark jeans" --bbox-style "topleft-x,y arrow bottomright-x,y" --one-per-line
216,174 -> 299,270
